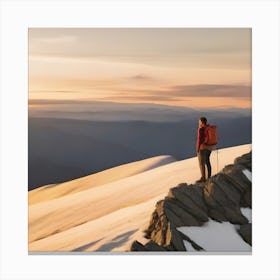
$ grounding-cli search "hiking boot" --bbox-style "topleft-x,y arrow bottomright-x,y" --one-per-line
195,178 -> 206,184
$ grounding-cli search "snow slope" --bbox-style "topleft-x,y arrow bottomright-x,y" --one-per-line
29,155 -> 176,205
178,218 -> 251,252
178,205 -> 252,252
28,144 -> 251,252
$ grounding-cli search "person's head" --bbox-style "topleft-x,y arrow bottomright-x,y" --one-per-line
199,117 -> 207,127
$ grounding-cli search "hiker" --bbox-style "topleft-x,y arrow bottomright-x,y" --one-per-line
196,117 -> 212,183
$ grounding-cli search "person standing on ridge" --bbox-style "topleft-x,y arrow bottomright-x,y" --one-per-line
196,117 -> 212,183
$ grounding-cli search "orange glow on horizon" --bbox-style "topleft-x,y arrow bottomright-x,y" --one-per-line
29,28 -> 251,109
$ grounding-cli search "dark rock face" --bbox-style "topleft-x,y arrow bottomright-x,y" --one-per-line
131,240 -> 148,251
131,240 -> 167,251
234,151 -> 252,171
203,173 -> 249,224
168,185 -> 209,222
238,223 -> 252,245
130,151 -> 252,252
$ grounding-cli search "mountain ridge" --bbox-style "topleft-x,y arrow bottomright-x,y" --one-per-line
28,144 -> 251,252
130,151 -> 252,252
29,155 -> 176,205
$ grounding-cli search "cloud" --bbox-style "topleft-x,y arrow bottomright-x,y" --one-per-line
101,95 -> 184,102
39,35 -> 78,44
29,90 -> 78,94
29,99 -> 85,105
129,74 -> 154,81
168,84 -> 251,98
29,83 -> 251,105
29,28 -> 251,69
113,84 -> 251,99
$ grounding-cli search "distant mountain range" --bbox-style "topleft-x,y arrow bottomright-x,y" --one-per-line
29,99 -> 251,122
28,101 -> 251,189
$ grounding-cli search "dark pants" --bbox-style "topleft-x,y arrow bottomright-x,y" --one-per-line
198,149 -> 212,180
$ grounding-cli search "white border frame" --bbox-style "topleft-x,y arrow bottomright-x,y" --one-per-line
1,0 -> 280,279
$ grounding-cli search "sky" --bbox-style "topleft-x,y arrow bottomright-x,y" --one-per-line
29,28 -> 251,109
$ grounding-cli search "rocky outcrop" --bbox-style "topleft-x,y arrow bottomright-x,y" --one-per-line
238,223 -> 252,245
130,151 -> 252,252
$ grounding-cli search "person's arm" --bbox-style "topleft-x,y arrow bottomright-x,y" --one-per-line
196,127 -> 203,154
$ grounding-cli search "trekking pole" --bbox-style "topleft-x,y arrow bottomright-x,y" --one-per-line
216,146 -> 219,174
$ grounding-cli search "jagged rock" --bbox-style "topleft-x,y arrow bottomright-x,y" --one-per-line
164,244 -> 176,251
214,173 -> 242,205
168,185 -> 209,222
238,223 -> 252,245
179,230 -> 204,251
164,207 -> 186,227
234,152 -> 252,171
145,200 -> 172,245
208,208 -> 227,222
203,178 -> 248,224
155,199 -> 165,217
204,177 -> 232,205
131,151 -> 252,252
130,240 -> 167,251
144,200 -> 168,240
222,164 -> 251,193
175,183 -> 207,212
164,198 -> 202,227
166,223 -> 186,251
131,227 -> 187,252
144,210 -> 158,239
145,197 -> 201,247
241,189 -> 252,208
151,228 -> 165,245
130,240 -> 148,251
221,163 -> 252,208
223,207 -> 248,224
144,240 -> 167,251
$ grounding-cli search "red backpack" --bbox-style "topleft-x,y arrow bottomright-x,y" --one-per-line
205,125 -> 218,146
